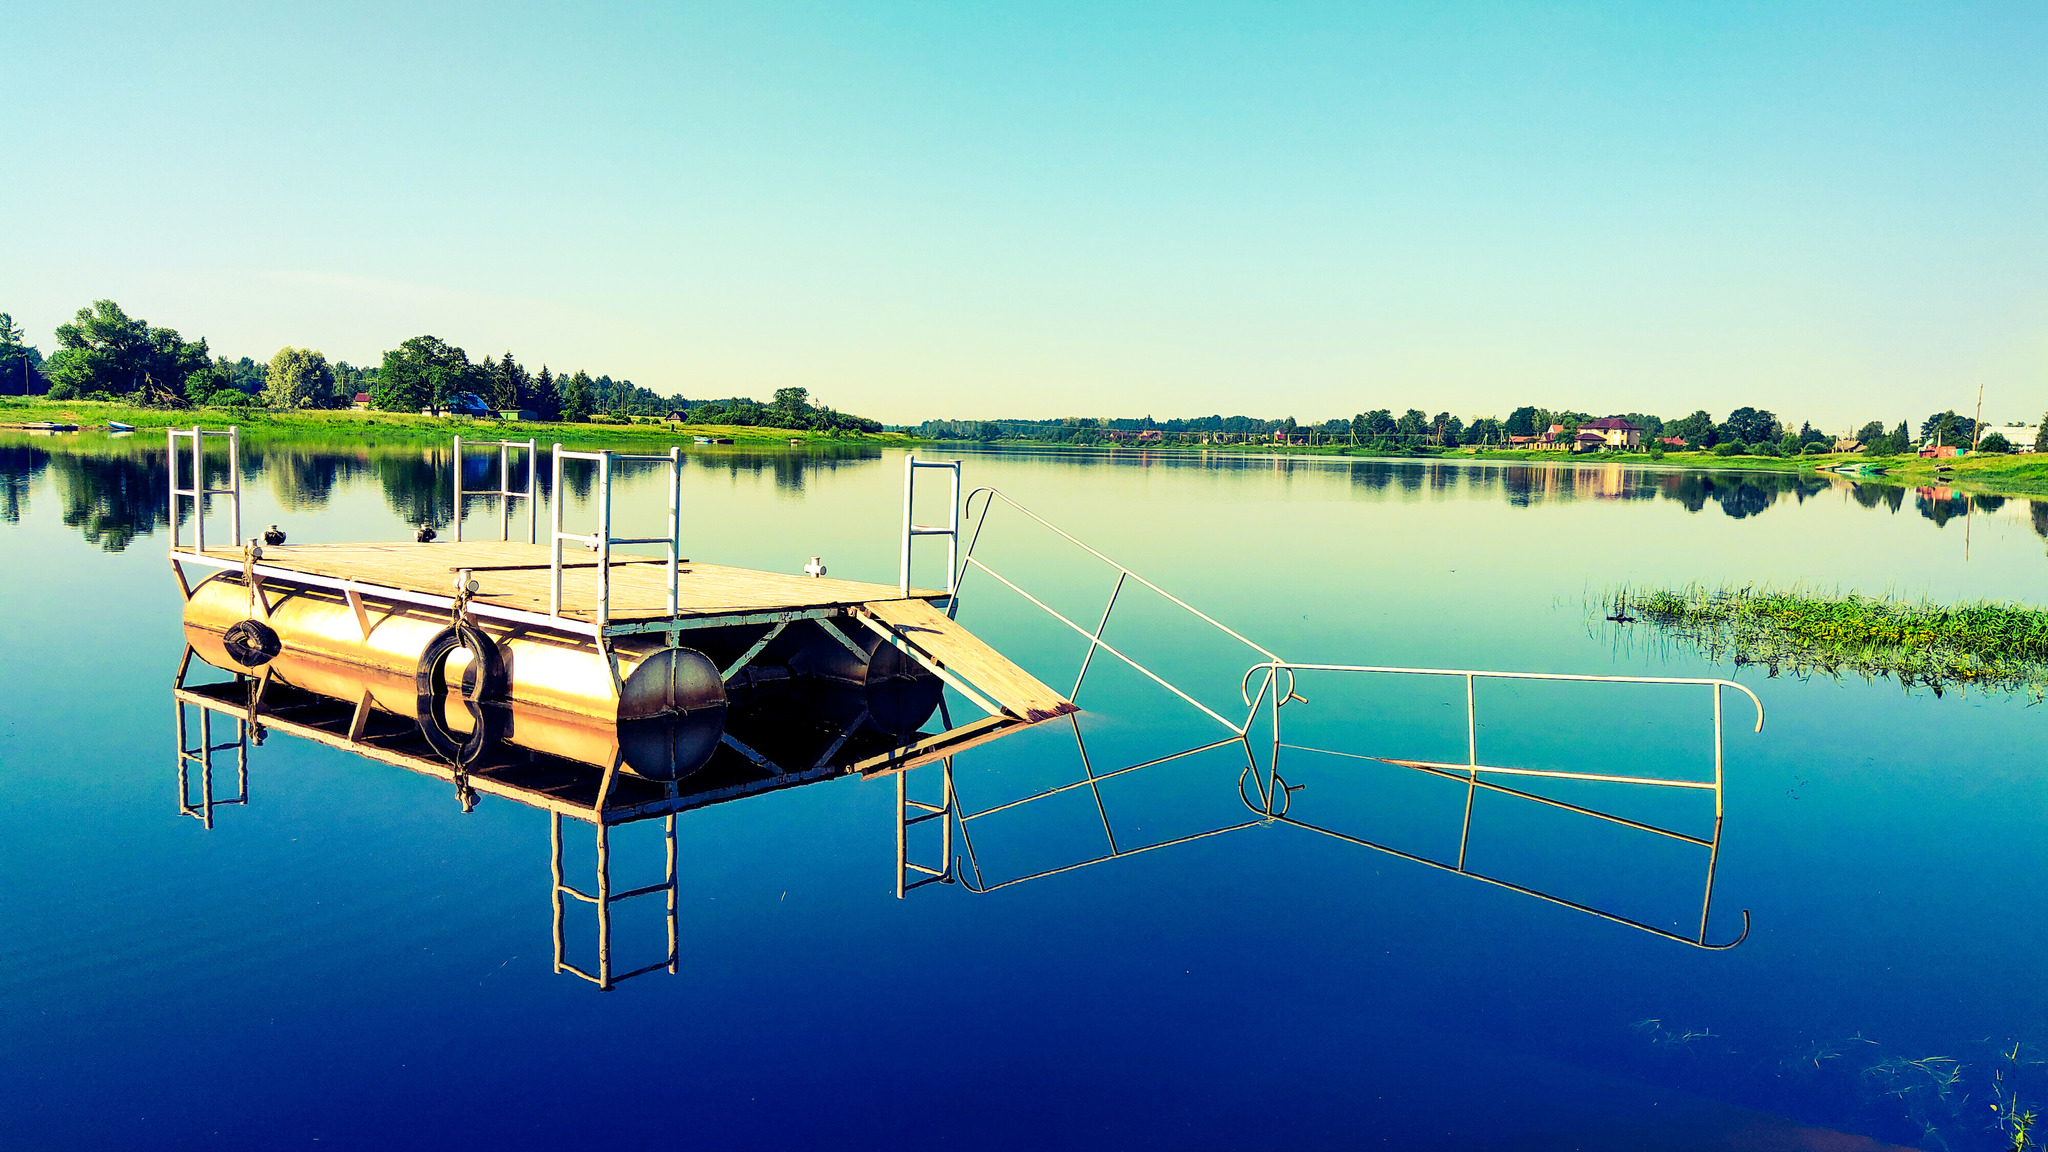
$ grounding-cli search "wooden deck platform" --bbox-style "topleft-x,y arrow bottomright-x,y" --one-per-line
176,541 -> 944,625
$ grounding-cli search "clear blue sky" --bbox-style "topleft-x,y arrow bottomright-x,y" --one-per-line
2,2 -> 2042,427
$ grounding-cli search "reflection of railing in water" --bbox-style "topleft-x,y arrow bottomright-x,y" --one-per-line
1236,662 -> 1763,948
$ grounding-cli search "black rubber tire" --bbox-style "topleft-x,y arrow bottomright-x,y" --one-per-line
414,625 -> 507,766
221,619 -> 282,668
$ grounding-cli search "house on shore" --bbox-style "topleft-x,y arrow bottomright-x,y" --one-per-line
1577,417 -> 1643,451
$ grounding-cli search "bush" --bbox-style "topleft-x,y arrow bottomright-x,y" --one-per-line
1715,441 -> 1747,457
1978,432 -> 2013,454
1803,442 -> 1829,455
1647,443 -> 1665,460
1752,442 -> 1783,457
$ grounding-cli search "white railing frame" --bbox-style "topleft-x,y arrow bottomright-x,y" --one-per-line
167,425 -> 241,553
900,455 -> 961,598
549,443 -> 684,626
452,435 -> 538,543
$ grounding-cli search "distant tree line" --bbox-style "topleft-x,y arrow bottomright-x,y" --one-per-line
919,403 -> 2041,456
0,300 -> 881,432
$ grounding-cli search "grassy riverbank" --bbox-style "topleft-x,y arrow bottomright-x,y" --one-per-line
0,397 -> 916,449
1605,582 -> 2048,698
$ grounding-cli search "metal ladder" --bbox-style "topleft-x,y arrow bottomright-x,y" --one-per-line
166,425 -> 242,552
899,454 -> 961,601
548,445 -> 685,625
451,435 -> 538,543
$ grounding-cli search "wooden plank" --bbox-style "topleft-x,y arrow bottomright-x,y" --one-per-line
859,599 -> 1077,723
854,715 -> 1020,776
187,542 -> 945,622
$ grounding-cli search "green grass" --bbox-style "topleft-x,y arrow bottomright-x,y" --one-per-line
1604,582 -> 2048,699
0,396 -> 915,449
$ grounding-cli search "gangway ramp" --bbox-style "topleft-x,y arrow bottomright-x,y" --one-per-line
856,599 -> 1077,725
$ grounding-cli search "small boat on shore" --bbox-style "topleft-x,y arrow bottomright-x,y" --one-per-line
107,421 -> 135,432
2,421 -> 80,432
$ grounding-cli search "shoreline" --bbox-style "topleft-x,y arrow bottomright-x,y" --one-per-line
0,397 -> 915,450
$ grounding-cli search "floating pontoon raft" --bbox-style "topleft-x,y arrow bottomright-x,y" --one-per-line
166,429 -> 1075,788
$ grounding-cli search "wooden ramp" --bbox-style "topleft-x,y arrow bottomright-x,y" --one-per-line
858,599 -> 1077,724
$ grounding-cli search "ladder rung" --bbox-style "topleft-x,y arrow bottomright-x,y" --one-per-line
909,525 -> 952,535
606,537 -> 670,546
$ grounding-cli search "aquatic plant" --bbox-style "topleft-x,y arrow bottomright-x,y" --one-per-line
1601,583 -> 2048,700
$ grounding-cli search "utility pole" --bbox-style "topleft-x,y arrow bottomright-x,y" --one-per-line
1972,384 -> 1985,451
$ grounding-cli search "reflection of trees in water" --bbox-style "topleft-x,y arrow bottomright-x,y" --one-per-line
690,447 -> 882,497
373,450 -> 454,531
1916,489 -> 1970,528
0,443 -> 49,523
254,446 -> 371,512
49,450 -> 172,551
1849,482 -> 1904,512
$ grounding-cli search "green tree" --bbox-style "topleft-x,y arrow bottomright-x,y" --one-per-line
1465,416 -> 1503,445
1352,409 -> 1395,439
558,370 -> 593,422
1667,409 -> 1717,447
263,347 -> 335,409
1395,409 -> 1427,438
0,313 -> 42,369
1719,407 -> 1777,445
1978,432 -> 2013,454
373,335 -> 477,411
531,366 -> 559,420
1505,406 -> 1538,437
41,299 -> 208,405
1856,420 -> 1886,444
490,351 -> 526,409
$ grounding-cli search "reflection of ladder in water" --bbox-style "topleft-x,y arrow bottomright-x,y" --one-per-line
175,695 -> 248,829
549,813 -> 678,991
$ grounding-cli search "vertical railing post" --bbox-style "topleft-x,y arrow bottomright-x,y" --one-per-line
192,426 -> 206,554
451,434 -> 464,542
898,454 -> 915,596
1458,672 -> 1478,871
946,462 -> 961,597
597,452 -> 613,626
498,441 -> 511,541
595,822 -> 613,990
549,444 -> 565,617
549,813 -> 566,976
664,814 -> 678,975
525,439 -> 538,544
227,426 -> 241,548
166,428 -> 180,550
666,446 -> 681,617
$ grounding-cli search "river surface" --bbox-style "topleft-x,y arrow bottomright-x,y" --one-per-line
1,435 -> 2044,1150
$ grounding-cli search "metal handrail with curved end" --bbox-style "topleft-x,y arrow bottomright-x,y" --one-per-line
953,484 -> 1280,735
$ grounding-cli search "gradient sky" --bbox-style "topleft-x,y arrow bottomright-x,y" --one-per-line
3,2 -> 2042,427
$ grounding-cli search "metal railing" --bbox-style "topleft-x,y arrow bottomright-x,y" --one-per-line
167,425 -> 241,552
549,444 -> 684,624
900,454 -> 961,598
452,436 -> 537,543
175,697 -> 248,829
1239,661 -> 1763,948
955,486 -> 1280,733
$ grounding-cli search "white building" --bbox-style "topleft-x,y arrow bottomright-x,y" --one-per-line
1989,423 -> 2038,452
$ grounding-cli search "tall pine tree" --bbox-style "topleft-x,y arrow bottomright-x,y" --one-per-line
532,365 -> 559,420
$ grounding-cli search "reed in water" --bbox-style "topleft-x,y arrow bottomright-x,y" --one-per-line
1601,582 -> 2048,698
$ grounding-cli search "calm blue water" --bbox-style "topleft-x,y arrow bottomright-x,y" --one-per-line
2,436 -> 2043,1150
